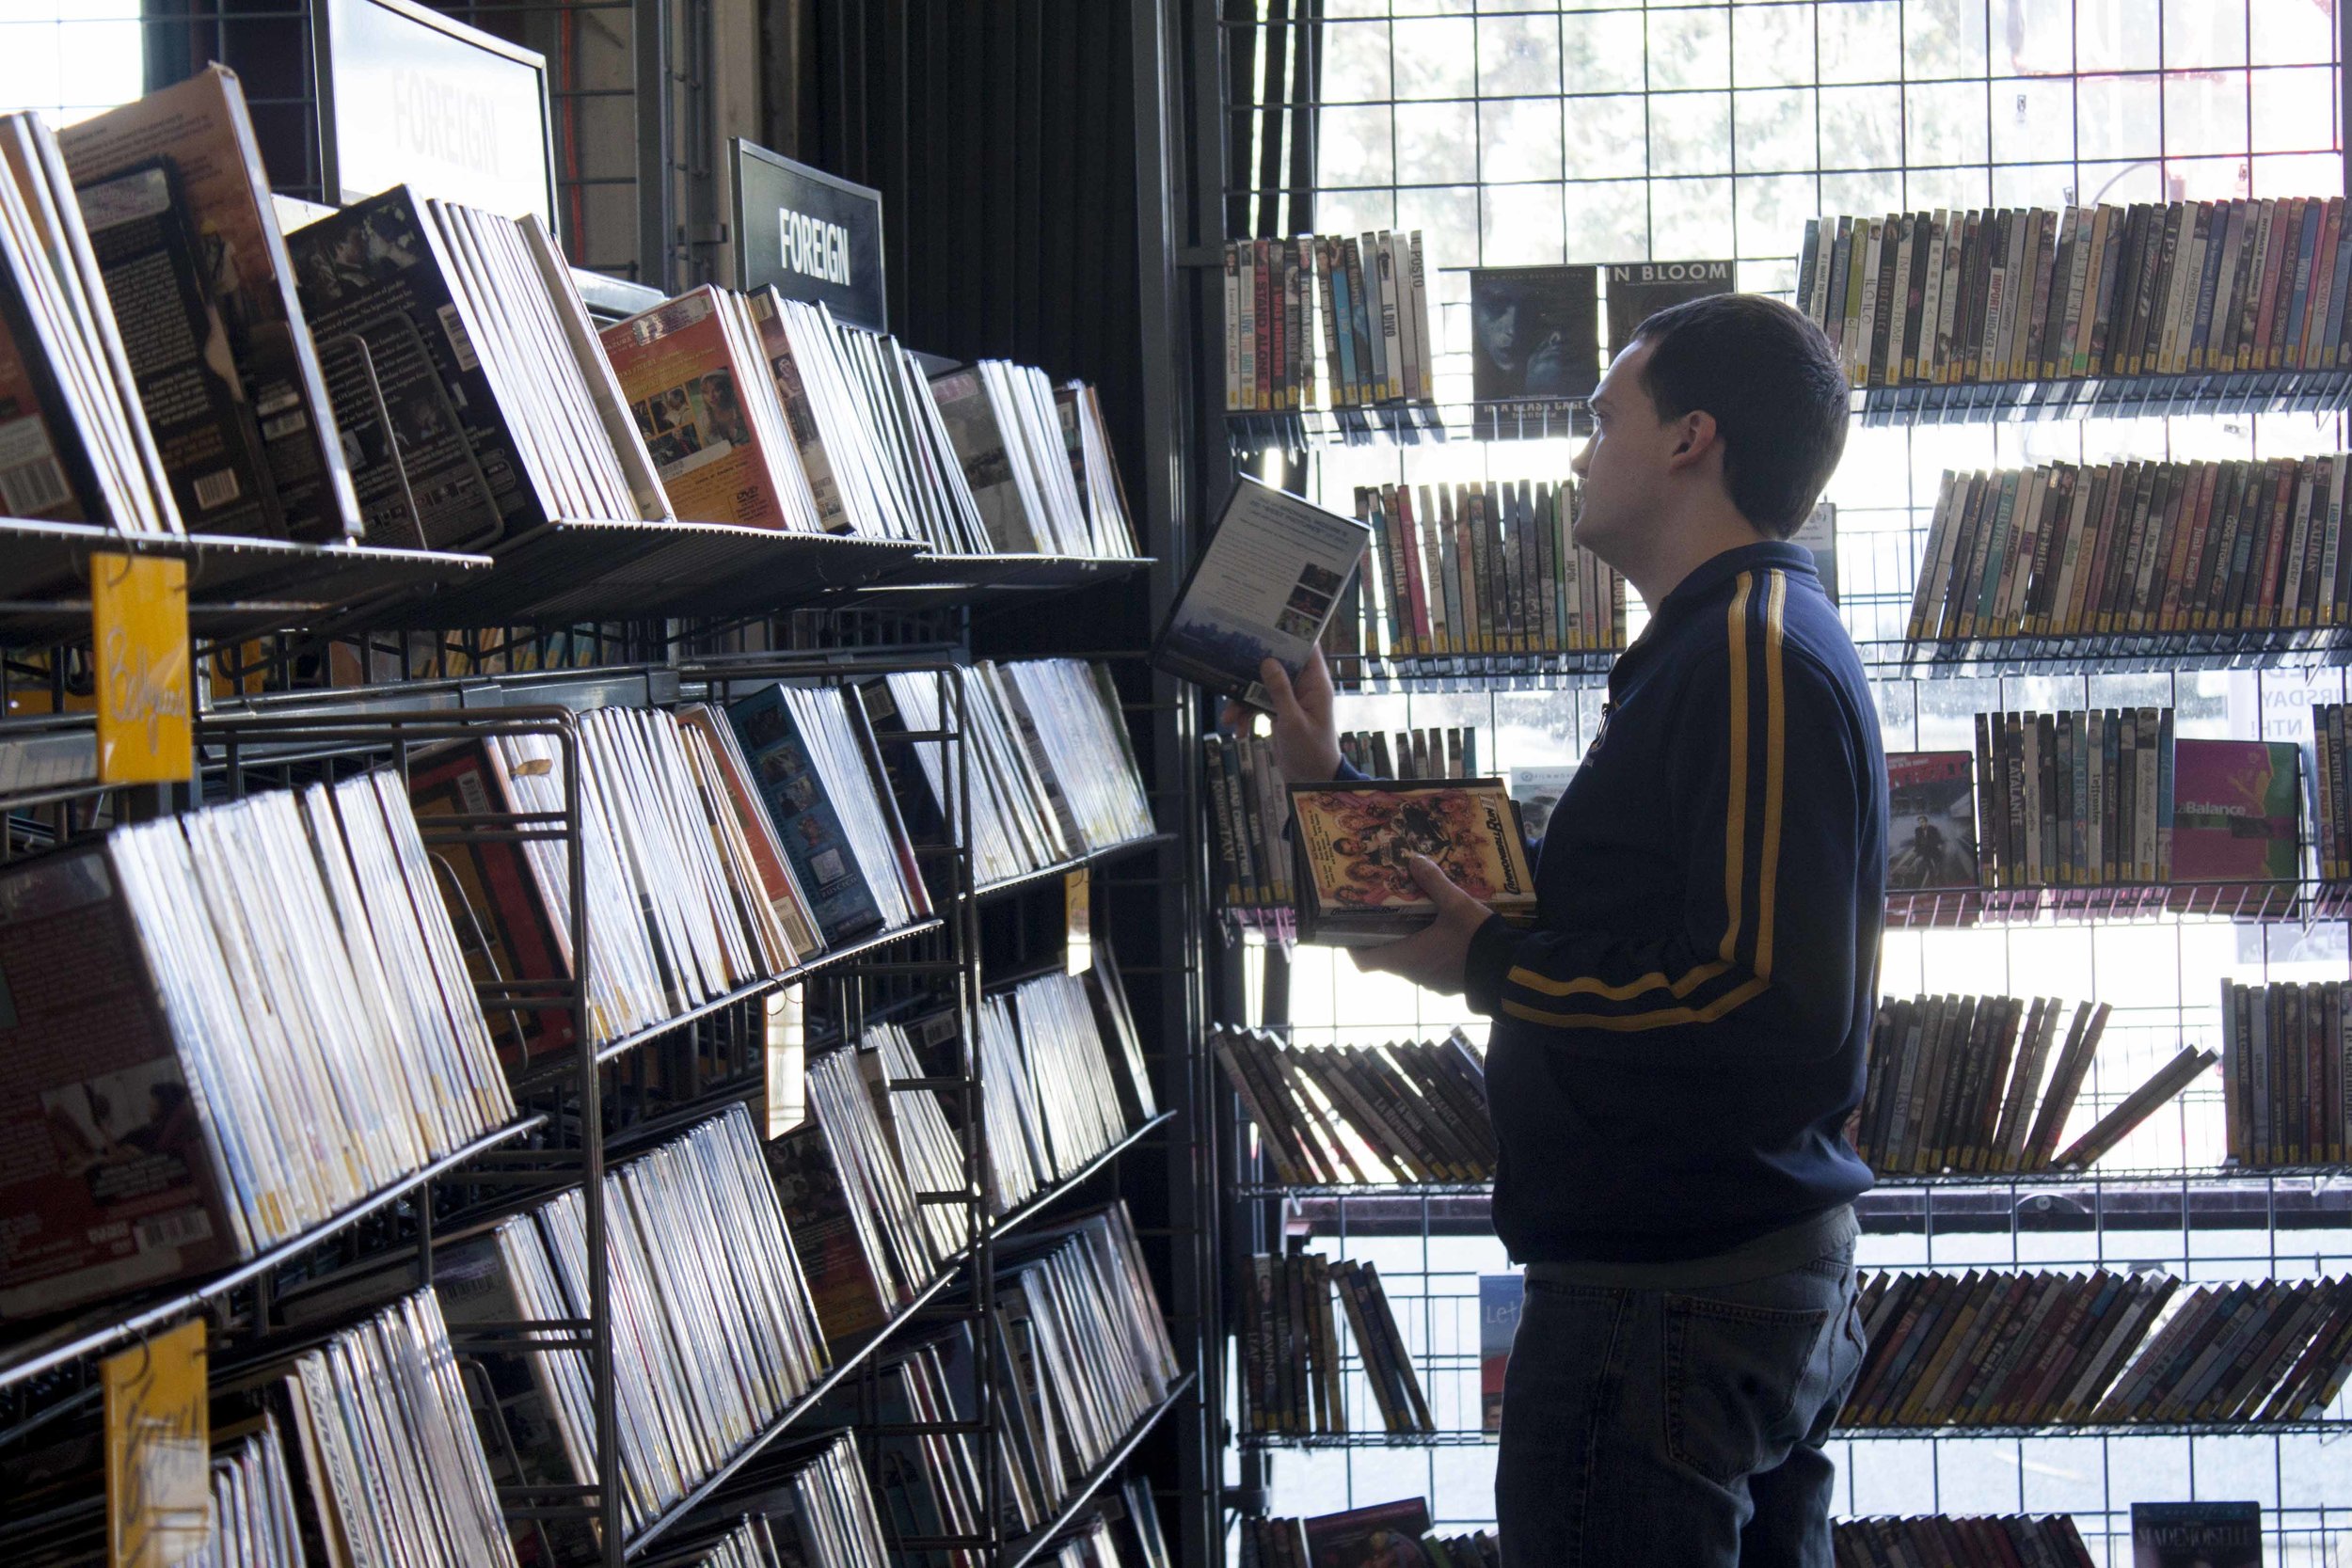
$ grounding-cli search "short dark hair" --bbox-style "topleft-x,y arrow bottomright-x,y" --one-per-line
1629,293 -> 1849,540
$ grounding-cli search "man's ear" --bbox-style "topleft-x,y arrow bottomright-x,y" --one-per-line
1663,408 -> 1718,471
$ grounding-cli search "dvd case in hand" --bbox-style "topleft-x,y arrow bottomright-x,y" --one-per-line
61,67 -> 362,540
1288,779 -> 1537,945
1154,475 -> 1372,705
0,775 -> 515,1321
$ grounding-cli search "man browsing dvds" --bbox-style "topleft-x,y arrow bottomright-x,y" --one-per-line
1238,293 -> 1886,1568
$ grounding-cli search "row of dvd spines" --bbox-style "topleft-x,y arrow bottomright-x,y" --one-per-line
0,66 -> 1139,563
0,658 -> 1152,1323
41,1085 -> 1177,1566
423,657 -> 1149,1068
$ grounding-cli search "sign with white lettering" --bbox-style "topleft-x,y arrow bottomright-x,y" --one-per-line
732,138 -> 887,334
313,0 -> 555,223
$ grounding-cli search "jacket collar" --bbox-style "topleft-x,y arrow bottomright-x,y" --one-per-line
1611,542 -> 1818,693
1653,541 -> 1819,624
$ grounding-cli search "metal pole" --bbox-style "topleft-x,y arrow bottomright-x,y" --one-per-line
636,0 -> 676,292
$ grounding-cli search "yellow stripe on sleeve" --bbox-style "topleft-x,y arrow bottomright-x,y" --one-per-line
1719,573 -> 1753,966
1505,961 -> 1730,1002
1501,975 -> 1770,1033
1756,570 -> 1788,981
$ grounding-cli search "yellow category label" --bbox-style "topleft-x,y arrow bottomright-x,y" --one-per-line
104,1318 -> 209,1568
1065,867 -> 1093,974
92,553 -> 192,785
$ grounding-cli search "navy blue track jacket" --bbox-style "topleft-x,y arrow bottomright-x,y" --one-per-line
1462,541 -> 1885,1264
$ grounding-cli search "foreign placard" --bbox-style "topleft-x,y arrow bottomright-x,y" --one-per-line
313,0 -> 556,223
732,138 -> 887,334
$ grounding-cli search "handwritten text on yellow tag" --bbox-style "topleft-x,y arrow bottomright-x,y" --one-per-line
92,553 -> 192,784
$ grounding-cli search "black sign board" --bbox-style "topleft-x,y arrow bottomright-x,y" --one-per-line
731,139 -> 886,334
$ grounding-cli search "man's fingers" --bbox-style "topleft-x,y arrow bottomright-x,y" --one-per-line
1259,657 -> 1305,721
1297,645 -> 1335,705
1348,930 -> 1423,975
1405,853 -> 1476,913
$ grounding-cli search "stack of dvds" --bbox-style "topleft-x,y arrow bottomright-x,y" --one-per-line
0,774 -> 516,1319
1239,1250 -> 1435,1437
1203,730 -> 1292,910
443,1105 -> 829,1537
269,1291 -> 521,1567
1796,200 -> 2352,400
1221,232 -> 1438,423
60,69 -> 362,543
1834,1515 -> 2094,1567
1904,458 -> 2348,651
640,1432 -> 891,1568
725,683 -> 933,948
932,359 -> 1139,556
1856,995 -> 2217,1175
766,1038 -> 951,1348
0,109 -> 182,536
1422,1530 -> 1502,1567
408,706 -> 811,1064
199,1416 -> 307,1568
1340,726 -> 1479,781
744,292 -> 959,545
990,1204 -> 1182,1532
976,969 -> 1158,1211
1242,1500 -> 1445,1568
1353,481 -> 1627,661
1961,709 -> 2220,896
288,183 -> 673,546
2219,980 -> 2351,1166
1213,1025 -> 1494,1187
860,659 -> 1153,894
599,285 -> 828,532
2312,703 -> 2352,886
1843,1268 -> 2352,1429
818,1323 -> 991,1546
863,1021 -> 976,1263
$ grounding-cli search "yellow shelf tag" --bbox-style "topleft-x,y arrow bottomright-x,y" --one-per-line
104,1317 -> 209,1568
92,553 -> 192,785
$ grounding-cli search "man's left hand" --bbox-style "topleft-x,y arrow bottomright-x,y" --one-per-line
1351,854 -> 1491,996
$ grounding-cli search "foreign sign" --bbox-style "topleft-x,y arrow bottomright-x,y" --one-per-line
313,0 -> 556,223
732,138 -> 887,334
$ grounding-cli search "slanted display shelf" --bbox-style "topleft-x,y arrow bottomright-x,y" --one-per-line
1853,367 -> 2352,427
1236,1418 -> 2352,1450
0,518 -> 491,644
1860,629 -> 2352,678
0,1113 -> 547,1393
839,551 -> 1155,611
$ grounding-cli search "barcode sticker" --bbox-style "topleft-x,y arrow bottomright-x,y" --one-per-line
0,411 -> 71,515
0,454 -> 71,515
134,1207 -> 215,1254
437,303 -> 481,372
192,469 -> 242,512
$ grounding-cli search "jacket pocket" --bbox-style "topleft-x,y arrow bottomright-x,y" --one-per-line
1663,1295 -> 1830,1487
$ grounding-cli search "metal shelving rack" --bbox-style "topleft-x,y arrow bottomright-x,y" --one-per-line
1179,0 -> 2352,1556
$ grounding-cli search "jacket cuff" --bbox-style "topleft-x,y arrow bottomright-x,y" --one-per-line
1465,913 -> 1518,1017
1333,755 -> 1369,783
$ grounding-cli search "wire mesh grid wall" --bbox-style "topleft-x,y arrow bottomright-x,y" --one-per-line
1216,0 -> 2352,1556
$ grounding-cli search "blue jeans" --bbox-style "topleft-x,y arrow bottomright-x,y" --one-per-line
1495,1240 -> 1866,1568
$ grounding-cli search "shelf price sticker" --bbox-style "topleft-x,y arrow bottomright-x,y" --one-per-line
1066,867 -> 1091,974
103,1317 -> 209,1568
764,984 -> 807,1139
91,553 -> 193,785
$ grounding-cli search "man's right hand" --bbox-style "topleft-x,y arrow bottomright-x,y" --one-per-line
1247,648 -> 1343,784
